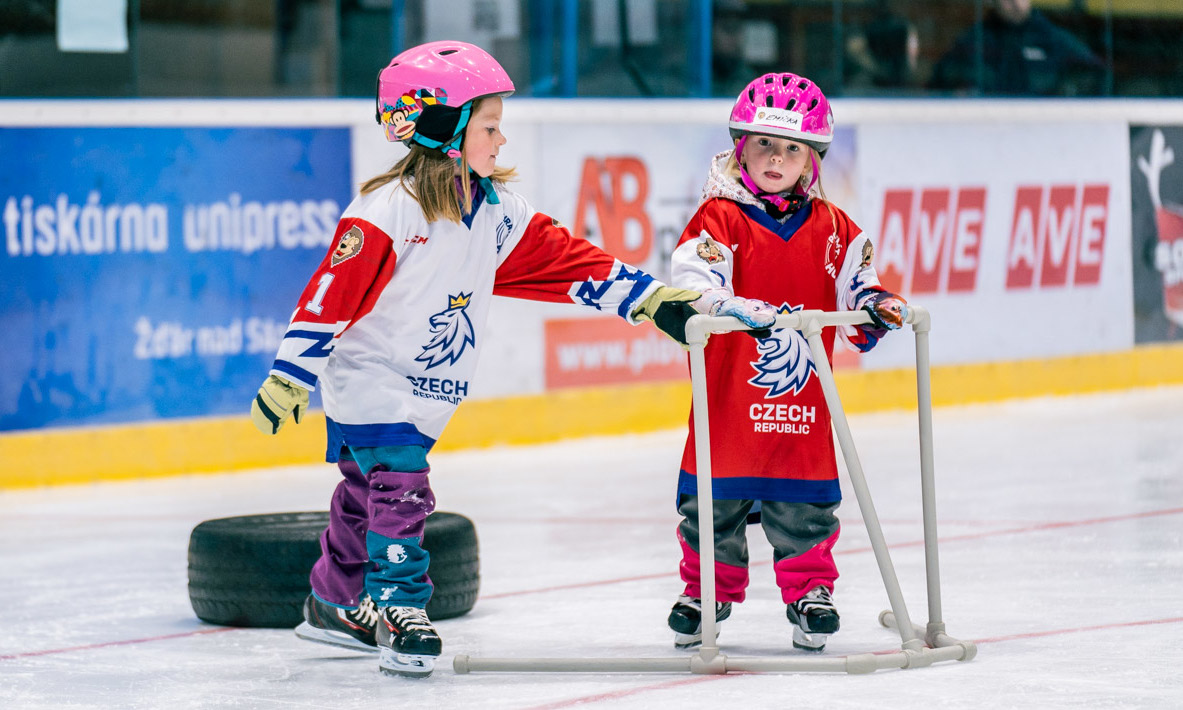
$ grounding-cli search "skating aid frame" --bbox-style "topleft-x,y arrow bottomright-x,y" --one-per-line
454,306 -> 976,674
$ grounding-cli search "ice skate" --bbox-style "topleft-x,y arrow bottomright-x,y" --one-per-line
376,606 -> 442,678
294,594 -> 378,652
667,594 -> 732,649
786,586 -> 840,652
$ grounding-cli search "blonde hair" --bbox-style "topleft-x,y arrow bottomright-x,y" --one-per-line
727,143 -> 837,222
360,99 -> 517,223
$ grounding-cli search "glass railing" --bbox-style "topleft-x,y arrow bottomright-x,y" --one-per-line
1,1 -> 1179,99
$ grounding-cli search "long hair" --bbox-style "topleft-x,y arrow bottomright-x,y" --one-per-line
360,98 -> 517,223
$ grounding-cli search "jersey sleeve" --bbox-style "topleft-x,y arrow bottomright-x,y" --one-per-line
270,217 -> 398,390
670,199 -> 737,295
493,208 -> 661,324
830,206 -> 888,353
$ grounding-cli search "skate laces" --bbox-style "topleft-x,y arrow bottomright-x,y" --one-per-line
387,606 -> 434,633
349,596 -> 378,627
796,587 -> 835,615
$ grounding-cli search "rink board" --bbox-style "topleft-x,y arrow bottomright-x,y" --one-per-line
2,99 -> 1182,487
2,343 -> 1181,488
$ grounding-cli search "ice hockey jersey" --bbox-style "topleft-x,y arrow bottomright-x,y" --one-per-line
270,178 -> 660,461
672,151 -> 887,502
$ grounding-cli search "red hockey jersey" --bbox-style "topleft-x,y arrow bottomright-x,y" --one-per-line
672,153 -> 887,502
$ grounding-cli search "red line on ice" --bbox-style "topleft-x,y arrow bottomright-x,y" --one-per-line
0,627 -> 237,661
4,507 -> 1180,661
484,506 -> 1183,599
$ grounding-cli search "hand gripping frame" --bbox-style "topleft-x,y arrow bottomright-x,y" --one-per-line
455,306 -> 976,675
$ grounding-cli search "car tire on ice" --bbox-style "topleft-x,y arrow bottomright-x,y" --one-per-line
187,511 -> 479,628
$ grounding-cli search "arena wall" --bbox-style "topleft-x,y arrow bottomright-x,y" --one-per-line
2,99 -> 1181,487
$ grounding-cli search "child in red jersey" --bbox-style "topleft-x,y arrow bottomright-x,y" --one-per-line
667,73 -> 908,653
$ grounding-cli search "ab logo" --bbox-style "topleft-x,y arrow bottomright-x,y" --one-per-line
572,157 -> 652,264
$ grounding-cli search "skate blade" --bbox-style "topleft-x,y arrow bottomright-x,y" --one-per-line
791,626 -> 829,653
294,622 -> 377,653
379,648 -> 437,678
673,627 -> 724,650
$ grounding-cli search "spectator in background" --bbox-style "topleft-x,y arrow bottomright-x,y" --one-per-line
845,15 -> 920,93
929,0 -> 1104,96
712,0 -> 758,97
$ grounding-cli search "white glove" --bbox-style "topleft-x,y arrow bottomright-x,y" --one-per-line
693,288 -> 777,330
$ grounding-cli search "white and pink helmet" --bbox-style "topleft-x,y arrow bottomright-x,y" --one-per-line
375,41 -> 515,158
729,72 -> 834,158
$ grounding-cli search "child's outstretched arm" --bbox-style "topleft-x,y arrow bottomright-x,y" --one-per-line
492,212 -> 701,344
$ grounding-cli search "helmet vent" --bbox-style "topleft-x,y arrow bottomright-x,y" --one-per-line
438,49 -> 459,56
764,75 -> 774,84
798,81 -> 809,90
782,75 -> 791,86
787,98 -> 796,109
748,88 -> 755,101
810,98 -> 819,109
765,95 -> 774,107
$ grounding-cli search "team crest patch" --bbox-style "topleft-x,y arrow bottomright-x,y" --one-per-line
860,239 -> 875,268
696,238 -> 725,264
331,226 -> 364,266
415,292 -> 476,369
748,303 -> 816,398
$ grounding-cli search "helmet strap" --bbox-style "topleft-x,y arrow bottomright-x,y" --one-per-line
734,136 -> 807,219
412,102 -> 501,206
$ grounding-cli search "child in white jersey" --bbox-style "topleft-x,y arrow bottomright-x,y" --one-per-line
667,72 -> 909,653
248,41 -> 707,678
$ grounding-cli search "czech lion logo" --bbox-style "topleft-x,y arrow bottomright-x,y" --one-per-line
415,292 -> 476,369
748,303 -> 816,398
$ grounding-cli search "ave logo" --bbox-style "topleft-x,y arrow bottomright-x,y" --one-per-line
1006,184 -> 1109,288
877,187 -> 986,295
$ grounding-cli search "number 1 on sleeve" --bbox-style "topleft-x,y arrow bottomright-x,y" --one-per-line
305,273 -> 334,315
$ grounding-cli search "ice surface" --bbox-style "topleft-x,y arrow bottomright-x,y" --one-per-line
2,387 -> 1181,709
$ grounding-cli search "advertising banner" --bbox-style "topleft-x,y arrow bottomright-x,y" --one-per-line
1130,126 -> 1183,344
857,121 -> 1133,368
0,127 -> 351,431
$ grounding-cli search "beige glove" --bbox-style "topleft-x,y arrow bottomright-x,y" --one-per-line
631,286 -> 702,345
250,375 -> 309,434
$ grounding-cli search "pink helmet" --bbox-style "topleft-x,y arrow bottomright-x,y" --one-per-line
375,41 -> 515,157
729,73 -> 833,158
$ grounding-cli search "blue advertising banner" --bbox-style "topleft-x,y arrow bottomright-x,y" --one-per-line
0,127 -> 352,432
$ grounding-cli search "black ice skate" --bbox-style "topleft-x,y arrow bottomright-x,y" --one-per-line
667,594 -> 732,649
376,606 -> 442,678
294,594 -> 378,653
786,586 -> 840,652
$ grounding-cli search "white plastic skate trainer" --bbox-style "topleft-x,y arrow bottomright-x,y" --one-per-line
455,307 -> 976,675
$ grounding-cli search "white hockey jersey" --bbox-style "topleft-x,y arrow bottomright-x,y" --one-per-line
270,179 -> 661,461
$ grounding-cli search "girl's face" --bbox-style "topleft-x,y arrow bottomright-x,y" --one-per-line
739,135 -> 810,194
463,97 -> 507,178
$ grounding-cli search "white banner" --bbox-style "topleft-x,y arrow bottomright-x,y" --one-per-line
856,120 -> 1133,369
